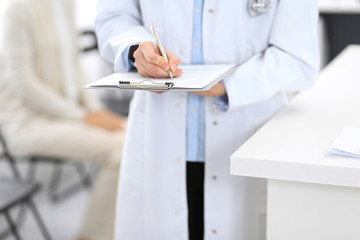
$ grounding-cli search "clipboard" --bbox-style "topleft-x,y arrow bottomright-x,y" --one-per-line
84,64 -> 239,91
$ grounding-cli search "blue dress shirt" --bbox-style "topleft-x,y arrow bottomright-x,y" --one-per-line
186,0 -> 205,162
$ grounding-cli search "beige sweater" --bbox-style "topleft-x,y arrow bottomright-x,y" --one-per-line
0,0 -> 101,134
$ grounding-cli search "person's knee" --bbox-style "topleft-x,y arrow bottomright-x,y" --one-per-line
104,148 -> 122,169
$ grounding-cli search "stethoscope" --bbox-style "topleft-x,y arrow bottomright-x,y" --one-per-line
248,0 -> 271,17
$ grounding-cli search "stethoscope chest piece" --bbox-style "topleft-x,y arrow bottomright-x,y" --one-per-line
248,0 -> 271,17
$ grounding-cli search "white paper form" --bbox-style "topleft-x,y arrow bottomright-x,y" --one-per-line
84,64 -> 238,91
326,126 -> 360,158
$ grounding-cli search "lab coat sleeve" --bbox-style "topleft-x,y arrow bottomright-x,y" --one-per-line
1,1 -> 86,120
95,0 -> 154,72
213,81 -> 229,111
224,0 -> 320,112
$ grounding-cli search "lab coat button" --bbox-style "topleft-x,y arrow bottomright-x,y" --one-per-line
212,175 -> 217,180
191,107 -> 197,113
209,9 -> 215,14
175,211 -> 180,217
212,229 -> 217,234
194,8 -> 200,14
213,121 -> 218,126
175,103 -> 181,108
176,158 -> 181,163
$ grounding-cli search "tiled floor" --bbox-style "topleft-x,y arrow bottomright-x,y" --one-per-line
0,158 -> 92,240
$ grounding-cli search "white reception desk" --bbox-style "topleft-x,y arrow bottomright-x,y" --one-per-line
231,45 -> 360,240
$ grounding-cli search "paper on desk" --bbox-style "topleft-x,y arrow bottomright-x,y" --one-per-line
326,126 -> 360,158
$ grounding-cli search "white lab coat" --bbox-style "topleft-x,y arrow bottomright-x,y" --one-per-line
95,0 -> 319,239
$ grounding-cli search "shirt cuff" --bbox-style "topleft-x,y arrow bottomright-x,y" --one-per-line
120,44 -> 138,72
213,80 -> 229,112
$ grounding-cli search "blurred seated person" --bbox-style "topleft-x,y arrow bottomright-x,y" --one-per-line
0,0 -> 125,239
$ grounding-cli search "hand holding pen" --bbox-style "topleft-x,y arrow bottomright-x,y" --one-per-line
150,24 -> 174,78
131,24 -> 183,78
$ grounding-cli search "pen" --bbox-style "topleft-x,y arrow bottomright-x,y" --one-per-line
150,23 -> 173,79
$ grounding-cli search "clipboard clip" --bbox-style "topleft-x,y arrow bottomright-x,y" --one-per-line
118,80 -> 174,90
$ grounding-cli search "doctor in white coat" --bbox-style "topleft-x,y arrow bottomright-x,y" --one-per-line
95,0 -> 319,239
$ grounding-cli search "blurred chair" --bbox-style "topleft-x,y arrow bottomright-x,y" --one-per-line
80,30 -> 98,53
0,130 -> 52,240
27,156 -> 94,203
0,130 -> 21,179
0,179 -> 52,240
0,128 -> 94,203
